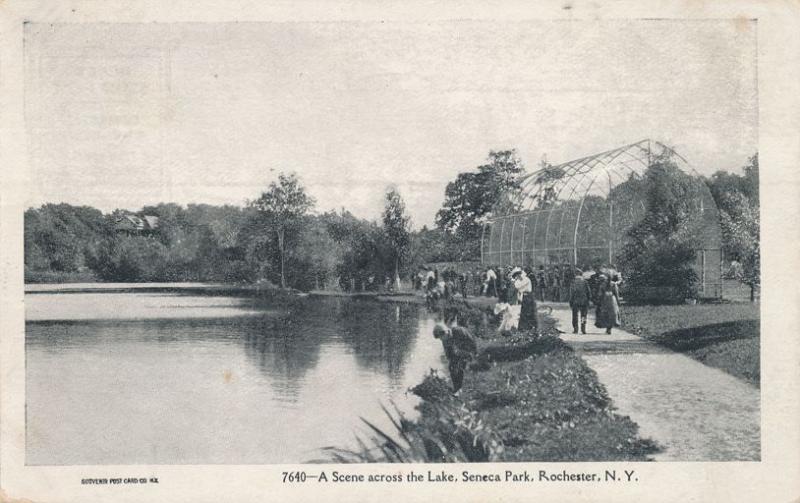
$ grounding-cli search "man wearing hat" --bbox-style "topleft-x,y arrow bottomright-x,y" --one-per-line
568,268 -> 592,334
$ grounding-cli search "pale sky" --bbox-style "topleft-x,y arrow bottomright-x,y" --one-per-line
24,20 -> 757,228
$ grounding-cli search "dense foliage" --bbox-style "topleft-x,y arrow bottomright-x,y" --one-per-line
435,150 -> 525,261
25,148 -> 760,299
251,173 -> 316,288
25,181 -> 421,290
382,188 -> 411,288
706,154 -> 760,301
617,153 -> 704,302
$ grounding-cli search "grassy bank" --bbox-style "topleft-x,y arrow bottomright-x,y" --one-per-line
330,301 -> 660,463
621,303 -> 760,386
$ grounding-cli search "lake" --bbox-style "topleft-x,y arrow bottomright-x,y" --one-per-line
25,289 -> 445,465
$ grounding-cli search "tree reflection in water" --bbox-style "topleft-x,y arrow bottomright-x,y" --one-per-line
241,297 -> 421,394
28,295 -> 424,406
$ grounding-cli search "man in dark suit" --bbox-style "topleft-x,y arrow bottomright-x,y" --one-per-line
568,268 -> 592,334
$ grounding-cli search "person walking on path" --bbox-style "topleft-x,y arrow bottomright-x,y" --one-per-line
433,324 -> 478,393
512,267 -> 537,332
568,268 -> 592,334
595,275 -> 621,334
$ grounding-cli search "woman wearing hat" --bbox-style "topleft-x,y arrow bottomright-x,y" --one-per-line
512,267 -> 537,332
595,275 -> 621,334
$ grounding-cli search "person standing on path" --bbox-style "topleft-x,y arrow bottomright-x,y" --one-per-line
536,265 -> 546,301
485,266 -> 498,297
568,268 -> 592,334
552,265 -> 562,302
596,276 -> 621,334
512,267 -> 537,332
464,270 -> 472,299
433,324 -> 478,393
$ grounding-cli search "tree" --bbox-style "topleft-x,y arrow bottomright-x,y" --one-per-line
406,226 -> 463,268
382,187 -> 411,290
707,153 -> 760,301
618,153 -> 702,303
719,191 -> 760,301
251,173 -> 315,288
435,150 -> 524,259
322,209 -> 387,291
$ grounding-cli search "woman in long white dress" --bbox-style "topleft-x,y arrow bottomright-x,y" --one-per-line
512,267 -> 537,332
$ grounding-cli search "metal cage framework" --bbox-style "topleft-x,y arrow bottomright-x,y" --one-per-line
481,139 -> 723,298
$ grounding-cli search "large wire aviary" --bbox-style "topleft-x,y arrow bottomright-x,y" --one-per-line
481,139 -> 723,298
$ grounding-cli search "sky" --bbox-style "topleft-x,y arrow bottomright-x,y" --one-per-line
24,20 -> 757,228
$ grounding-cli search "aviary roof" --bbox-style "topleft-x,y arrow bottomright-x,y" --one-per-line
509,139 -> 695,212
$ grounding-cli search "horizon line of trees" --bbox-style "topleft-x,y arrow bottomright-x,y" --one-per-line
25,149 -> 760,299
24,176 -> 418,291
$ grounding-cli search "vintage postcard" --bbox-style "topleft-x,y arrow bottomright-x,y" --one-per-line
1,1 -> 798,502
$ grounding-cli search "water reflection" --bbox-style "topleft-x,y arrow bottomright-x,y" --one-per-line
239,298 -> 419,398
26,293 -> 442,464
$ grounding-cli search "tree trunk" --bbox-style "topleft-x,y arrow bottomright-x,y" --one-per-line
277,228 -> 286,289
394,257 -> 401,291
750,283 -> 755,302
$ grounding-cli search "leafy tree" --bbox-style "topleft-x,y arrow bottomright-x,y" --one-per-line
24,204 -> 109,274
618,153 -> 702,303
251,173 -> 315,288
406,226 -> 472,267
719,191 -> 759,301
322,210 -> 388,291
382,187 -> 411,289
708,153 -> 759,301
290,216 -> 342,291
435,150 -> 524,259
89,235 -> 168,282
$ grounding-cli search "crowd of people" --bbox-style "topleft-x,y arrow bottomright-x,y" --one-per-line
418,262 -> 622,335
427,262 -> 622,393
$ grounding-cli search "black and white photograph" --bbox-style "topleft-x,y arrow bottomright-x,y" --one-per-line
2,2 -> 799,502
20,18 -> 762,465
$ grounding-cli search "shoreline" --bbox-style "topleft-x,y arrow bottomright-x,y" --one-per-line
24,282 -> 503,308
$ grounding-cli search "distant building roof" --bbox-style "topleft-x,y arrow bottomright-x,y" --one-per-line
114,214 -> 159,232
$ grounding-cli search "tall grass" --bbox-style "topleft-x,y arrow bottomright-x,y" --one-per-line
318,399 -> 503,463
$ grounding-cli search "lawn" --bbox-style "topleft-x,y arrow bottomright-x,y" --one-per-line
621,303 -> 760,386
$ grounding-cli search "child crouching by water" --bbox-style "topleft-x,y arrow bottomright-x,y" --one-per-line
433,324 -> 478,394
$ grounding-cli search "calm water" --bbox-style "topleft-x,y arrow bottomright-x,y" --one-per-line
25,291 -> 444,465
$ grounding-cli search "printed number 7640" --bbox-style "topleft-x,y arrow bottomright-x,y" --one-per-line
282,472 -> 308,483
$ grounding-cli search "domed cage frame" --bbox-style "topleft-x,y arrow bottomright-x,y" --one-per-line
480,139 -> 724,298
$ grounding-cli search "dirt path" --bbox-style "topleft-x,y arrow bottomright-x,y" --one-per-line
549,305 -> 760,461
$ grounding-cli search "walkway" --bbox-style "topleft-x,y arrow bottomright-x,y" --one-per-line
549,305 -> 760,461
